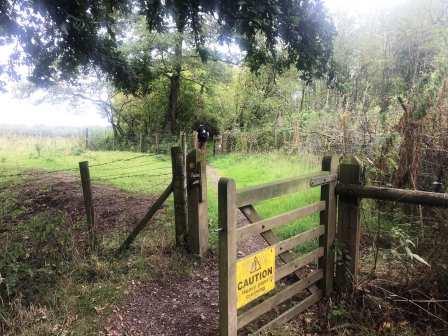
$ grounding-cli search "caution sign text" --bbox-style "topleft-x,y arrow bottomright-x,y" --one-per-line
236,247 -> 276,309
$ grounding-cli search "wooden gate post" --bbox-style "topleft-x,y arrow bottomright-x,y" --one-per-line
218,178 -> 237,336
222,132 -> 228,153
79,161 -> 96,251
336,156 -> 363,291
192,131 -> 199,150
186,148 -> 209,256
171,146 -> 188,247
319,156 -> 338,296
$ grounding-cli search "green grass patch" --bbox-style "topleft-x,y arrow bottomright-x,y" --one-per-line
0,136 -> 172,195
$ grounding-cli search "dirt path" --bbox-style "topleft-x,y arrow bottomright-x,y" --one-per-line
12,172 -> 160,237
103,166 -> 269,335
104,257 -> 219,336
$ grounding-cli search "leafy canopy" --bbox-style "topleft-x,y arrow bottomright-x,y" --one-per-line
0,0 -> 335,92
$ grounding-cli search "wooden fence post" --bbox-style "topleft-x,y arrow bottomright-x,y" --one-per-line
218,178 -> 237,336
222,132 -> 228,153
79,161 -> 96,251
192,131 -> 199,150
186,148 -> 209,256
85,128 -> 89,150
319,156 -> 338,296
180,132 -> 187,153
335,156 -> 362,291
213,136 -> 217,156
155,133 -> 160,153
171,146 -> 188,247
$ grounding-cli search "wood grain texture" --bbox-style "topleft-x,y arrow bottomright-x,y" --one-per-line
237,270 -> 323,329
254,290 -> 323,335
335,157 -> 362,291
218,178 -> 238,336
236,202 -> 325,241
171,147 -> 188,247
319,155 -> 339,296
79,161 -> 96,251
236,171 -> 332,207
239,205 -> 320,297
276,248 -> 324,282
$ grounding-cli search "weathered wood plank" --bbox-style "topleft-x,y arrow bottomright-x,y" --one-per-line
275,226 -> 324,255
319,155 -> 339,296
187,149 -> 209,257
79,161 -> 96,251
335,157 -> 362,291
336,184 -> 448,207
236,172 -> 335,207
276,248 -> 324,282
219,178 -> 238,336
171,147 -> 188,247
237,270 -> 323,329
239,205 -> 320,296
253,290 -> 323,335
236,202 -> 325,241
117,182 -> 173,254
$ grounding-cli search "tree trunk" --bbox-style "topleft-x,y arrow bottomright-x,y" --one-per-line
299,84 -> 307,113
166,31 -> 183,134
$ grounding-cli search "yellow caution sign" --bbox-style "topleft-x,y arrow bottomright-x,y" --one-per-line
236,247 -> 276,309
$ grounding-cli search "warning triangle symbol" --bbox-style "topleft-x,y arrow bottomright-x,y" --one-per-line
250,256 -> 262,273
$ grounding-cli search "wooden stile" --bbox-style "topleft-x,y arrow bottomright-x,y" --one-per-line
187,148 -> 209,257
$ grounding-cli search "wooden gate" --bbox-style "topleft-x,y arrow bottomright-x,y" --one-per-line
218,156 -> 338,335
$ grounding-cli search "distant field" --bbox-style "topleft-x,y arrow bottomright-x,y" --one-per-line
208,152 -> 322,251
1,136 -> 323,250
0,135 -> 172,194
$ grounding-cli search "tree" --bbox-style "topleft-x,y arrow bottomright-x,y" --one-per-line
0,0 -> 335,100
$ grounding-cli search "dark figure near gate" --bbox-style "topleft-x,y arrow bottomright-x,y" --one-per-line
197,124 -> 210,149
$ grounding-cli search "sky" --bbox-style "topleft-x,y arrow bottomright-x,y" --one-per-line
325,0 -> 405,14
0,0 -> 405,128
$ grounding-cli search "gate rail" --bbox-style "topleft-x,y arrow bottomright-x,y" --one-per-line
218,156 -> 338,335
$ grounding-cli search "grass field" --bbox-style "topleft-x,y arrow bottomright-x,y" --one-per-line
1,136 -> 322,249
0,135 -> 173,194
